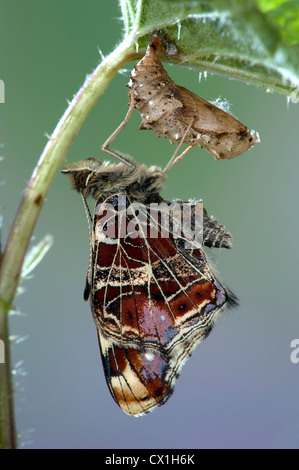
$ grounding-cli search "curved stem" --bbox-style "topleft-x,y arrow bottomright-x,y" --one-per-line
0,36 -> 137,449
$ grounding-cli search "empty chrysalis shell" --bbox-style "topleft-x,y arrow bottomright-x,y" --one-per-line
127,37 -> 260,161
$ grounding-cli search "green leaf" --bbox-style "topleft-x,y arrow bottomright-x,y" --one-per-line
256,0 -> 299,46
120,0 -> 299,94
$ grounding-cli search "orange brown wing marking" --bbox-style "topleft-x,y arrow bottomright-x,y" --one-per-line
99,332 -> 171,416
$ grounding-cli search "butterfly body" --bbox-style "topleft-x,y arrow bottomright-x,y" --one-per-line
62,157 -> 236,416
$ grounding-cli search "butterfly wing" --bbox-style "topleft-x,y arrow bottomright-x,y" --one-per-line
90,195 -> 235,416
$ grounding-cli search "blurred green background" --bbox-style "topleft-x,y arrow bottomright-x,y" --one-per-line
1,0 -> 299,449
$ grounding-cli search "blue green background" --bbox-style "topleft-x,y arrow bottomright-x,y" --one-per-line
1,0 -> 299,449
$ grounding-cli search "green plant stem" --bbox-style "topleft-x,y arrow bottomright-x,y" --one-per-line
0,36 -> 137,449
0,299 -> 16,449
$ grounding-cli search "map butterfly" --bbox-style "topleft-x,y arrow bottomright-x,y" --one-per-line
62,148 -> 237,416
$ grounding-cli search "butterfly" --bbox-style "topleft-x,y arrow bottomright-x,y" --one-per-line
102,36 -> 259,172
62,144 -> 237,417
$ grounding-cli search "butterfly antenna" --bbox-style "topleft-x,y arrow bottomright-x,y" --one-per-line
80,192 -> 93,301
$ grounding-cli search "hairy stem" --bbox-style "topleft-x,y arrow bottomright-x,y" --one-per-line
0,300 -> 16,449
0,36 -> 137,449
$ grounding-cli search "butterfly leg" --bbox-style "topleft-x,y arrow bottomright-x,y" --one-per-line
163,118 -> 196,173
101,97 -> 135,167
